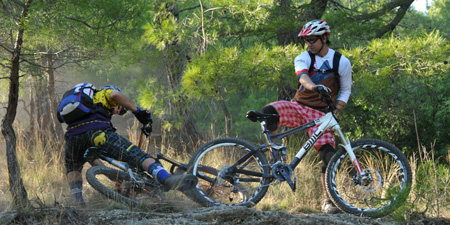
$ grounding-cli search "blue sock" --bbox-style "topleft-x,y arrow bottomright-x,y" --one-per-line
69,181 -> 85,203
147,163 -> 170,182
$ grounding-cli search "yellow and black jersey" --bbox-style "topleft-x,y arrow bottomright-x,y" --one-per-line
93,89 -> 118,110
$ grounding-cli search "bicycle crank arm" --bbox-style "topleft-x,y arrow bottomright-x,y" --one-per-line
280,170 -> 296,192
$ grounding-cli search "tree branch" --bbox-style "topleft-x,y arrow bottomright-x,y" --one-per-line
0,42 -> 13,53
9,0 -> 25,7
375,1 -> 413,38
0,62 -> 11,69
64,14 -> 124,30
175,4 -> 201,15
329,0 -> 412,21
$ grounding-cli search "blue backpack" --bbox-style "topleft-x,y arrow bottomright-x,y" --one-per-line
57,83 -> 96,124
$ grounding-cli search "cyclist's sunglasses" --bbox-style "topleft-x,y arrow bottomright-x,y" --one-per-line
303,37 -> 321,44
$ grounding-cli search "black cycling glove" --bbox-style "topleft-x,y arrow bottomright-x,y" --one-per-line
133,106 -> 152,125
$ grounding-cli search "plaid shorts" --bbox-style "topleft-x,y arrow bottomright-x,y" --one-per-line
269,100 -> 335,151
64,127 -> 152,173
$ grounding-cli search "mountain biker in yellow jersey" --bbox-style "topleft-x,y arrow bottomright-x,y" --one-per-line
63,85 -> 197,205
261,20 -> 352,214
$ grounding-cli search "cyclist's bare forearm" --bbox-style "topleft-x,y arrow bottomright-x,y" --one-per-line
299,74 -> 316,91
335,100 -> 346,114
110,90 -> 139,113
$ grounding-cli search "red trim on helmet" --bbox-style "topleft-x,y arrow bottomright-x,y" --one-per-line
299,26 -> 312,37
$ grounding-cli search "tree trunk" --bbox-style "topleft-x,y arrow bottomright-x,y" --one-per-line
160,2 -> 201,154
217,88 -> 231,137
219,98 -> 231,137
1,0 -> 34,209
31,73 -> 51,143
45,53 -> 64,141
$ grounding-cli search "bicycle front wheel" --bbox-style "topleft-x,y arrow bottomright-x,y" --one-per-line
326,139 -> 412,217
186,138 -> 271,207
86,166 -> 166,207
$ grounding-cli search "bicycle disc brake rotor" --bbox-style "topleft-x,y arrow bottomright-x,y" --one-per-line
356,168 -> 382,192
271,162 -> 293,181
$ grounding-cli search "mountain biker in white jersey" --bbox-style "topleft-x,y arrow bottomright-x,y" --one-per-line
261,20 -> 352,214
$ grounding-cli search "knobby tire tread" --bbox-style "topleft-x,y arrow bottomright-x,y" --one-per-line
186,137 -> 270,207
326,138 -> 412,217
86,166 -> 138,207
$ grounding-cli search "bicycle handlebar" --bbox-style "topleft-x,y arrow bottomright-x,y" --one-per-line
315,86 -> 336,113
138,123 -> 153,148
141,124 -> 153,137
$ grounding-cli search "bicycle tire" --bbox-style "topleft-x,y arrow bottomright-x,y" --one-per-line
86,166 -> 166,207
326,138 -> 412,217
186,137 -> 271,207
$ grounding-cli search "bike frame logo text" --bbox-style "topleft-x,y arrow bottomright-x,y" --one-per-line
303,131 -> 323,151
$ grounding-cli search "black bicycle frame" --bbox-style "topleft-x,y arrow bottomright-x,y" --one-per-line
225,119 -> 319,180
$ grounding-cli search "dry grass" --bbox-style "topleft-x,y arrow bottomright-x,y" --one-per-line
404,143 -> 450,220
257,136 -> 323,214
0,125 -> 69,211
1,123 -> 449,222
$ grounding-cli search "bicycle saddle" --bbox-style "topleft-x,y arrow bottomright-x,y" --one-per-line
246,110 -> 279,122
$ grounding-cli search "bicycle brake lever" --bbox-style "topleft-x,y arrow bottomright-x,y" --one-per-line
141,125 -> 152,137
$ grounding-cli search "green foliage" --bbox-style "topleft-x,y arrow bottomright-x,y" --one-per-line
404,151 -> 450,219
343,31 -> 450,156
182,46 -> 240,100
181,44 -> 299,135
190,90 -> 277,141
428,0 -> 450,38
182,44 -> 299,99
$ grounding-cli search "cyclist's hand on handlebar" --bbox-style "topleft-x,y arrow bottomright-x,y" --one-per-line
312,84 -> 331,94
133,106 -> 152,125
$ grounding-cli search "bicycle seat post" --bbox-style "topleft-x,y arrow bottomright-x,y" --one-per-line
261,120 -> 287,163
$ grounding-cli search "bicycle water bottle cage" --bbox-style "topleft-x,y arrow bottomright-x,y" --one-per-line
246,110 -> 279,122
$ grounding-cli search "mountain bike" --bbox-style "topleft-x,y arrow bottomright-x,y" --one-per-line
85,124 -> 207,207
186,87 -> 412,217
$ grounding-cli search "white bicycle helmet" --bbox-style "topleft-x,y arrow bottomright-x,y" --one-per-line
298,20 -> 331,37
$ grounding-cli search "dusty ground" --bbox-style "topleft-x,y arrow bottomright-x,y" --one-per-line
2,204 -> 450,225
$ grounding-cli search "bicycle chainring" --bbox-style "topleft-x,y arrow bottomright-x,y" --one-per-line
271,162 -> 293,181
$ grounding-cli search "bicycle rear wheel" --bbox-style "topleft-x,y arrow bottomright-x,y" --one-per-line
86,166 -> 166,207
186,138 -> 271,207
326,139 -> 412,217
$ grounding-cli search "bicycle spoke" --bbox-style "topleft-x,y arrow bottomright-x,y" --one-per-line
187,138 -> 270,207
326,139 -> 412,217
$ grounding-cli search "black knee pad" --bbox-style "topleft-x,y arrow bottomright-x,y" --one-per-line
319,144 -> 335,173
261,105 -> 279,131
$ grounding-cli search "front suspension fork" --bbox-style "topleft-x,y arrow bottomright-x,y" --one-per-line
333,125 -> 364,176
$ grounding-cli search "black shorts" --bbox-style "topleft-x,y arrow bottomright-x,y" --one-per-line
64,127 -> 152,173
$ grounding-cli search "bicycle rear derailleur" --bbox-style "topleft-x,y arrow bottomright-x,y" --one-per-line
272,162 -> 296,192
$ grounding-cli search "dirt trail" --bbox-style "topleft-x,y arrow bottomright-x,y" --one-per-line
4,205 -> 447,225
